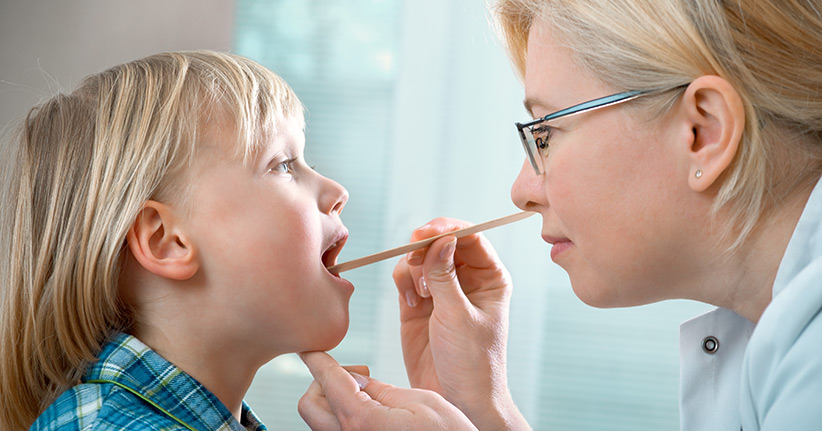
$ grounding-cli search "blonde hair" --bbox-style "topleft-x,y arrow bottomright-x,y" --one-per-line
492,0 -> 822,245
0,50 -> 304,430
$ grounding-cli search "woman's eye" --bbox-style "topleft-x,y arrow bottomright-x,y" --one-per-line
532,125 -> 553,151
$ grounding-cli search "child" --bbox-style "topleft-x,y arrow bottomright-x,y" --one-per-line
0,50 -> 354,430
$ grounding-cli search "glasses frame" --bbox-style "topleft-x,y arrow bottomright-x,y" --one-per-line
515,86 -> 687,174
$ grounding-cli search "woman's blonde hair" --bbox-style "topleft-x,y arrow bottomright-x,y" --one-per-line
492,0 -> 822,246
0,50 -> 304,430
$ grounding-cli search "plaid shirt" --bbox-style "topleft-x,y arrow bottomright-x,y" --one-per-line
31,332 -> 267,431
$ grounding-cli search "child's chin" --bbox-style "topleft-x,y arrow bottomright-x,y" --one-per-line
308,319 -> 350,352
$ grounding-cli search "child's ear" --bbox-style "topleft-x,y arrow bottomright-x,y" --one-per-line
679,75 -> 745,192
126,200 -> 199,280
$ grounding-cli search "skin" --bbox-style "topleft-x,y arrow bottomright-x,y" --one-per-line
297,18 -> 814,431
510,21 -> 807,322
121,113 -> 352,421
299,350 -> 478,430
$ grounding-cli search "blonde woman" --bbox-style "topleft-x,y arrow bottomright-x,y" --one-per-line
0,51 -> 478,430
298,0 -> 822,430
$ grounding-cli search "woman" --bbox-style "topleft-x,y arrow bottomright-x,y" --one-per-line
298,0 -> 822,430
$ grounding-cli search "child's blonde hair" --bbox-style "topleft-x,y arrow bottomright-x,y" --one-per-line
492,0 -> 822,247
0,50 -> 304,430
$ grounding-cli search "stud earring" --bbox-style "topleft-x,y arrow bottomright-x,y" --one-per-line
695,170 -> 703,179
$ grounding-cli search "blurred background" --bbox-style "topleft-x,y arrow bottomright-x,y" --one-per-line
1,0 -> 710,429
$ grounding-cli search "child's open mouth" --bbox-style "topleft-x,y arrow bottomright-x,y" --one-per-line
322,230 -> 348,276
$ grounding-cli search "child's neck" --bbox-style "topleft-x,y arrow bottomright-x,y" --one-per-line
120,257 -> 280,423
131,321 -> 262,422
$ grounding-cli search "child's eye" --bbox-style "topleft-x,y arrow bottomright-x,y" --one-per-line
269,159 -> 295,175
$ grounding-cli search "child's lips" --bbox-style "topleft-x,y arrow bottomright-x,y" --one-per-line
322,230 -> 349,272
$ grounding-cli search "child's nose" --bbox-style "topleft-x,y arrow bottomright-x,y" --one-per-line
320,176 -> 348,215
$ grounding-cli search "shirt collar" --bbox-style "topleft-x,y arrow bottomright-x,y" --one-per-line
772,177 -> 822,297
83,332 -> 267,431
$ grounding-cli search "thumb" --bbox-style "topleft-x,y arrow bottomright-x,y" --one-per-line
358,375 -> 430,408
421,236 -> 471,310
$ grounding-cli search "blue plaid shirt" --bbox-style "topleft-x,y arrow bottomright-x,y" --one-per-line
31,332 -> 268,431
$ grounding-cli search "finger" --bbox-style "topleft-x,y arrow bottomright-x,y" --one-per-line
342,364 -> 370,377
299,351 -> 362,396
298,380 -> 341,431
421,235 -> 473,310
299,351 -> 342,378
452,232 -> 505,270
298,351 -> 378,417
405,261 -> 430,304
409,218 -> 471,242
396,253 -> 431,300
393,258 -> 422,307
406,218 -> 472,265
407,262 -> 427,298
359,377 -> 426,407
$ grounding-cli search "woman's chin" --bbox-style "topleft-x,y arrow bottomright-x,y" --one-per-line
571,282 -> 622,309
572,280 -> 657,309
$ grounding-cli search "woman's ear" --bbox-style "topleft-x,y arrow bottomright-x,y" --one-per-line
679,75 -> 745,192
126,200 -> 199,280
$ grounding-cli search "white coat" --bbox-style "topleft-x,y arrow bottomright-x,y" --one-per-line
680,178 -> 822,431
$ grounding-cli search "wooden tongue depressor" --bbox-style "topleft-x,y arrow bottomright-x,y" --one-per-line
327,211 -> 536,274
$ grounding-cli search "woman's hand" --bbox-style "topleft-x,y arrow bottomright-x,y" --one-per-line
298,350 -> 477,431
393,218 -> 530,430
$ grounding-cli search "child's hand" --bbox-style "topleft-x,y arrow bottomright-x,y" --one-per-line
297,351 -> 477,431
393,218 -> 529,431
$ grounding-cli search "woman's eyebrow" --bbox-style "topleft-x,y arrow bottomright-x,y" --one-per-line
523,97 -> 557,117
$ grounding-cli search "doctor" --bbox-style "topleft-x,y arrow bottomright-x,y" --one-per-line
298,0 -> 822,430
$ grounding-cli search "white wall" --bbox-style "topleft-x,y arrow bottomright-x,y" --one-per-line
0,0 -> 236,132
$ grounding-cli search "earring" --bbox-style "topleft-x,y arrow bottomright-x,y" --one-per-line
695,170 -> 703,179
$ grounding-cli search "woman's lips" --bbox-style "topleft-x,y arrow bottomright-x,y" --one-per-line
542,235 -> 573,261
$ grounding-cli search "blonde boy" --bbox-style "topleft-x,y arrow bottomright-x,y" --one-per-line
0,51 -> 353,430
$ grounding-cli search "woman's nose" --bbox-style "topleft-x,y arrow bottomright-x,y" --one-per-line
511,158 -> 545,211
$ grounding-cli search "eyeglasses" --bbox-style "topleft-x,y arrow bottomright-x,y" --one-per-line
515,85 -> 688,175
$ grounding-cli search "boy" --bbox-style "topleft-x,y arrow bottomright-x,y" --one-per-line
0,50 -> 353,430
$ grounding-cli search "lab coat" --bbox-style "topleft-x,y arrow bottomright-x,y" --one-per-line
680,178 -> 822,431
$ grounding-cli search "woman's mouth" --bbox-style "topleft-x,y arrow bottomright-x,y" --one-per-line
543,234 -> 573,261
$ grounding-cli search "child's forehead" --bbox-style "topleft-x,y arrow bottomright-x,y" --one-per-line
197,114 -> 305,165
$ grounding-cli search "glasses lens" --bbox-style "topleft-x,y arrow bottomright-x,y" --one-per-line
517,124 -> 544,174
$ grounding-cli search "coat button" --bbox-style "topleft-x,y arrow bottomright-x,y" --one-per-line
702,336 -> 719,354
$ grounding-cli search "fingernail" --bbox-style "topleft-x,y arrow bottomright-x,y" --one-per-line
440,238 -> 457,259
406,250 -> 422,265
349,371 -> 369,390
419,276 -> 430,298
405,290 -> 419,307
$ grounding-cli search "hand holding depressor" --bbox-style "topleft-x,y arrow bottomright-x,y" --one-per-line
394,217 -> 531,431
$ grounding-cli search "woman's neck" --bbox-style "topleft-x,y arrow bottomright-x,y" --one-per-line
702,182 -> 814,323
